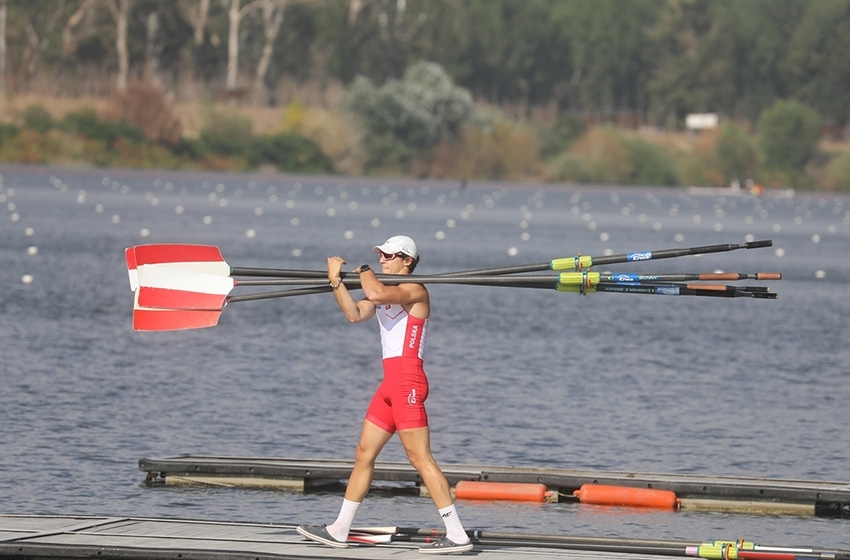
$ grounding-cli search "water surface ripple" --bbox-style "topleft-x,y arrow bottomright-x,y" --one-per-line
1,165 -> 848,548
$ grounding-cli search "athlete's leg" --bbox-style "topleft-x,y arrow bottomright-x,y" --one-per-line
397,426 -> 452,507
398,426 -> 470,546
325,419 -> 393,542
345,419 -> 394,502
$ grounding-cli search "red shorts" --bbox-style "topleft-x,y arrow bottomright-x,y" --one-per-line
365,356 -> 429,433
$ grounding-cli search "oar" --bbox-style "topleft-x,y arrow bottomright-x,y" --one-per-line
347,527 -> 848,559
134,266 -> 777,310
577,282 -> 777,299
350,533 -> 690,555
133,267 -> 565,311
227,281 -> 773,306
132,289 -> 223,331
438,239 -> 774,276
132,280 -> 774,331
126,244 -> 327,291
126,239 -> 774,288
228,271 -> 781,287
231,239 -> 774,276
131,285 -> 333,331
350,525 -> 694,550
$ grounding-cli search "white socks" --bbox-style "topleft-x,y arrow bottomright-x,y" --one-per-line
438,503 -> 469,544
326,499 -> 467,545
326,498 -> 360,542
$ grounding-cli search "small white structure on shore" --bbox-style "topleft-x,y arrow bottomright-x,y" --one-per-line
685,113 -> 719,132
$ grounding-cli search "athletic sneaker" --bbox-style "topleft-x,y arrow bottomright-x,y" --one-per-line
296,524 -> 348,548
418,536 -> 473,554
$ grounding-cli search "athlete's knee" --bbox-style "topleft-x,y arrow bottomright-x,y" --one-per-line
354,441 -> 380,467
402,445 -> 436,473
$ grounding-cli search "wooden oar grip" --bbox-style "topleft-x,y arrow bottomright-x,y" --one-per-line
687,283 -> 727,291
755,272 -> 782,280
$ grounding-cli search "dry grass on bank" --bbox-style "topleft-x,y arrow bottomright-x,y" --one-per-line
0,92 -> 365,174
3,92 -> 847,188
0,93 -> 287,137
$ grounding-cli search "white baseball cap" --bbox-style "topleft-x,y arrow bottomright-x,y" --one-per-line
373,235 -> 418,259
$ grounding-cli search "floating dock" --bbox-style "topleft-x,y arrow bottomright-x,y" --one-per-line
2,515 -> 848,560
138,455 -> 850,517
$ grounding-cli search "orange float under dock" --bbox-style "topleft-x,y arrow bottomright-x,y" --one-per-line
573,484 -> 679,509
455,480 -> 554,502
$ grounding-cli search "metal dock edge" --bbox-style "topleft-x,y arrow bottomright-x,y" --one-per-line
3,515 -> 849,560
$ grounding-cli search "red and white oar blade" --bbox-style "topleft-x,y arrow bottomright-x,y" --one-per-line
132,291 -> 222,331
133,244 -> 232,275
136,265 -> 235,310
126,247 -> 139,291
349,527 -> 400,536
347,534 -> 392,545
133,307 -> 222,331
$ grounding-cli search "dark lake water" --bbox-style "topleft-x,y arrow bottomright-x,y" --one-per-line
1,164 -> 849,549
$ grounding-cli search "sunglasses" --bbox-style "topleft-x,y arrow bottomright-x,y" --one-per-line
379,251 -> 407,261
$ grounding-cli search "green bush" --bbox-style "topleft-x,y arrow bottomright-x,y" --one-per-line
539,116 -> 587,159
0,123 -> 20,147
757,99 -> 820,174
60,108 -> 145,145
457,120 -> 541,181
249,133 -> 334,173
624,137 -> 679,186
344,61 -> 474,165
715,121 -> 760,184
674,152 -> 710,187
547,152 -> 592,183
360,130 -> 415,173
564,126 -> 631,184
22,104 -> 55,133
197,108 -> 254,158
825,149 -> 850,191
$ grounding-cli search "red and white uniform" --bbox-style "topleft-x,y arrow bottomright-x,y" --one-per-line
365,303 -> 430,433
377,303 -> 427,359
